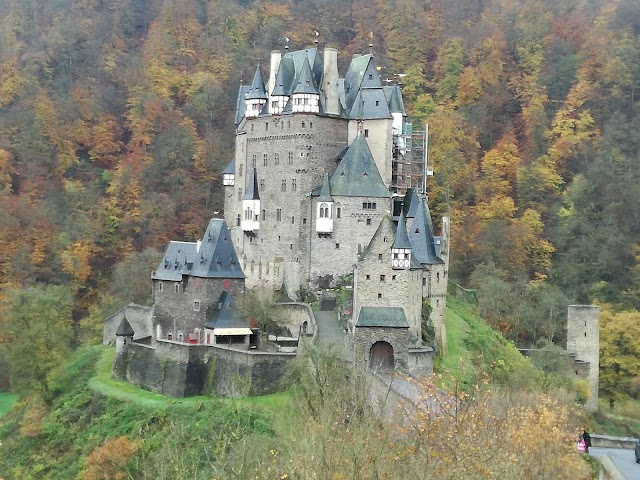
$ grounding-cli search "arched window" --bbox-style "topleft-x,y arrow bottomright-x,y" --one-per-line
319,203 -> 329,218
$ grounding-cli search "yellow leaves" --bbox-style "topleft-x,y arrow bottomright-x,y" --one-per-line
61,240 -> 96,288
474,195 -> 516,221
83,436 -> 139,480
0,149 -> 15,195
0,60 -> 24,108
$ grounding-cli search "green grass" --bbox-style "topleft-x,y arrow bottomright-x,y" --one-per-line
0,391 -> 18,417
441,297 -> 472,372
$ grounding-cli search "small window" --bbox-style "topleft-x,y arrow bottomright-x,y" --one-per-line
337,208 -> 341,218
392,275 -> 396,280
265,122 -> 268,131
378,293 -> 382,299
252,154 -> 257,167
291,216 -> 295,224
275,153 -> 280,165
292,178 -> 297,191
380,275 -> 385,282
375,100 -> 379,106
260,179 -> 265,191
281,179 -> 287,192
262,209 -> 266,221
336,243 -> 340,249
263,153 -> 268,166
239,164 -> 244,177
238,188 -> 243,201
422,277 -> 426,286
378,254 -> 383,261
277,209 -> 282,221
303,218 -> 307,225
235,214 -> 241,226
364,129 -> 369,137
159,281 -> 163,292
290,244 -> 293,250
310,122 -> 313,128
302,121 -> 306,128
383,236 -> 388,242
175,283 -> 180,293
366,218 -> 371,226
366,275 -> 371,280
369,74 -> 373,80
194,300 -> 201,311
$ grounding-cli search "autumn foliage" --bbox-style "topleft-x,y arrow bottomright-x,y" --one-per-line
83,436 -> 139,480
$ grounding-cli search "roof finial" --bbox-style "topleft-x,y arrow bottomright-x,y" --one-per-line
369,31 -> 374,55
357,120 -> 364,135
314,30 -> 320,47
284,36 -> 290,51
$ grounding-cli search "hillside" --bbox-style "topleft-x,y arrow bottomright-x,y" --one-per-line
0,300 -> 595,479
0,0 -> 639,452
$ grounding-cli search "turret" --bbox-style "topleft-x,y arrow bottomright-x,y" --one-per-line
245,66 -> 267,119
291,57 -> 320,114
316,173 -> 333,234
242,168 -> 260,233
322,48 -> 340,115
391,211 -> 411,269
222,161 -> 235,186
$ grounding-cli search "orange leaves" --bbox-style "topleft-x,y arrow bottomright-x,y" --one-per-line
83,436 -> 139,480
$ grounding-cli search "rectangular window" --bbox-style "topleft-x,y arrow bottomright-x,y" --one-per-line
252,154 -> 257,168
366,218 -> 371,226
364,129 -> 369,137
194,300 -> 201,311
276,209 -> 282,221
159,281 -> 163,292
238,188 -> 243,201
235,214 -> 241,226
378,293 -> 382,299
263,153 -> 268,166
259,179 -> 265,191
380,275 -> 385,282
362,202 -> 377,210
271,101 -> 278,109
392,275 -> 397,281
292,178 -> 297,191
239,164 -> 244,177
288,152 -> 293,165
262,209 -> 266,221
366,275 -> 370,280
302,121 -> 306,128
275,153 -> 280,165
335,243 -> 340,249
337,208 -> 341,218
281,179 -> 287,192
175,283 -> 180,293
265,122 -> 268,131
291,216 -> 295,224
378,254 -> 383,261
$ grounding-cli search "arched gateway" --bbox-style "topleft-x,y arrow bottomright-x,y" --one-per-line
369,341 -> 394,372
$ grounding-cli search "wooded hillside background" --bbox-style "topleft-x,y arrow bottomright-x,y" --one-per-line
0,0 -> 639,400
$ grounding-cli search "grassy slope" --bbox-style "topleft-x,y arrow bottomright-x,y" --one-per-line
0,392 -> 18,418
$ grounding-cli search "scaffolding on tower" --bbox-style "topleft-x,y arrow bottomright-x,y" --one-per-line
391,123 -> 432,195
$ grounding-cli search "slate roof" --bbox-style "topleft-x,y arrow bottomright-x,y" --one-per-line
204,291 -> 247,329
343,54 -> 373,109
384,85 -> 406,114
392,211 -> 412,249
348,88 -> 392,120
115,317 -> 135,336
222,160 -> 235,175
402,188 -> 421,219
243,168 -> 260,200
355,306 -> 410,328
330,133 -> 390,197
318,173 -> 332,202
293,56 -> 320,94
409,197 -> 444,265
235,85 -> 250,125
153,219 -> 245,281
246,66 -> 267,100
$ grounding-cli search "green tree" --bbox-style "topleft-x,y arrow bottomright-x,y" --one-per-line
2,285 -> 73,403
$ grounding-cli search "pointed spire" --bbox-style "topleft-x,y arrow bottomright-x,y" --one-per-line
318,173 -> 332,202
116,316 -> 135,337
392,210 -> 411,249
243,168 -> 260,200
409,197 -> 443,265
246,65 -> 267,100
293,56 -> 319,94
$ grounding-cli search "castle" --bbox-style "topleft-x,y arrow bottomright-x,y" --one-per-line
106,43 -> 450,397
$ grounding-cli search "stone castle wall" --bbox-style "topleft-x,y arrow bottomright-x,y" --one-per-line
113,340 -> 295,398
353,326 -> 410,372
152,277 -> 244,340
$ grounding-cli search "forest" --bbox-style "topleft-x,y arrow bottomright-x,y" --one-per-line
0,0 -> 638,406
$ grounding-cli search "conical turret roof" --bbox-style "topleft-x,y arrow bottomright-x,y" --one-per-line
243,168 -> 260,200
116,317 -> 135,337
392,211 -> 411,249
318,173 -> 332,202
293,56 -> 320,94
409,197 -> 444,265
246,66 -> 267,100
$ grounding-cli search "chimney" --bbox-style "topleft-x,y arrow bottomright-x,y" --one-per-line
322,48 -> 339,116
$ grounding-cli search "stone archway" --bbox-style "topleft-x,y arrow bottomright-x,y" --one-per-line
369,341 -> 394,372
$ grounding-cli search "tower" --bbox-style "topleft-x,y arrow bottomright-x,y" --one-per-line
567,305 -> 599,411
